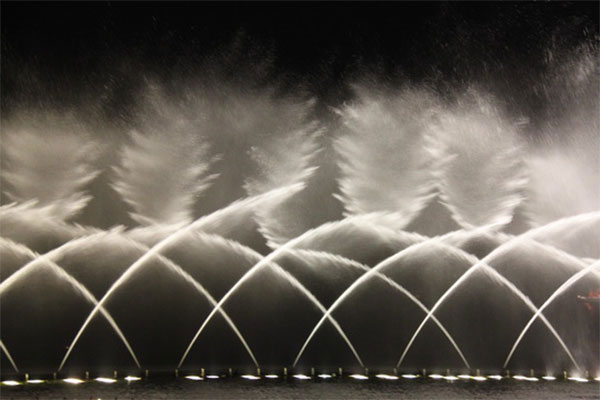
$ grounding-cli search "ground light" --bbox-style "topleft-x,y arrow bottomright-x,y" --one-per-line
567,376 -> 589,383
293,374 -> 311,380
95,377 -> 116,383
63,378 -> 84,384
2,369 -> 598,385
376,374 -> 398,380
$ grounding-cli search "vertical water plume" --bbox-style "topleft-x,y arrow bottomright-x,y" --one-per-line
334,86 -> 443,230
1,115 -> 99,220
433,90 -> 528,229
244,116 -> 323,247
525,45 -> 599,227
112,127 -> 218,227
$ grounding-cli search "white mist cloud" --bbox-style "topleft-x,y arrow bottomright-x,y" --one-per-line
244,118 -> 322,247
334,86 -> 443,230
433,91 -> 527,229
525,45 -> 600,226
112,127 -> 218,227
1,117 -> 99,220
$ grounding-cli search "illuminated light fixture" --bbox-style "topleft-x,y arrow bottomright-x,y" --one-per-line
317,374 -> 332,379
523,377 -> 539,382
567,377 -> 589,383
349,374 -> 368,380
513,375 -> 527,381
428,374 -> 444,379
293,374 -> 311,380
457,374 -> 471,380
265,374 -> 279,379
443,376 -> 459,381
2,380 -> 21,386
95,377 -> 116,383
63,378 -> 85,384
487,375 -> 502,380
542,376 -> 556,381
124,376 -> 141,382
27,379 -> 44,384
401,374 -> 419,379
472,376 -> 487,382
241,375 -> 261,380
205,375 -> 219,379
184,375 -> 203,381
376,374 -> 398,380
594,377 -> 600,382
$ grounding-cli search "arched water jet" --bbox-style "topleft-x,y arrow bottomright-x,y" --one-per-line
287,225 -> 500,366
176,215 -> 412,369
0,201 -> 103,254
0,238 -> 140,370
395,252 -> 584,370
290,234 -> 581,369
58,232 -> 260,371
4,203 -> 592,372
0,229 -> 126,294
0,340 -> 19,372
503,260 -> 600,368
181,238 -> 466,368
176,218 -> 488,369
286,249 -> 471,369
178,231 -> 365,368
59,184 -> 304,372
2,187 -> 358,371
396,212 -> 600,372
0,227 -> 262,370
288,213 -> 426,253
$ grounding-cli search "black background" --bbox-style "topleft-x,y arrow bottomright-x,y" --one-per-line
2,2 -> 598,119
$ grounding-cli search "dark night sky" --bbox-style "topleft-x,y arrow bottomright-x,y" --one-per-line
2,2 -> 598,120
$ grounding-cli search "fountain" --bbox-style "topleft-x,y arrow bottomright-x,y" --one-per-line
1,18 -> 599,400
1,92 -> 598,379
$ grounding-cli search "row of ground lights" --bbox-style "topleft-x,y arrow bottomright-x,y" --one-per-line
2,370 -> 597,386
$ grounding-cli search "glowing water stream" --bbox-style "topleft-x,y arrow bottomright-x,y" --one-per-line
59,185 -> 303,372
396,212 -> 600,371
0,238 -> 140,370
503,260 -> 600,368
